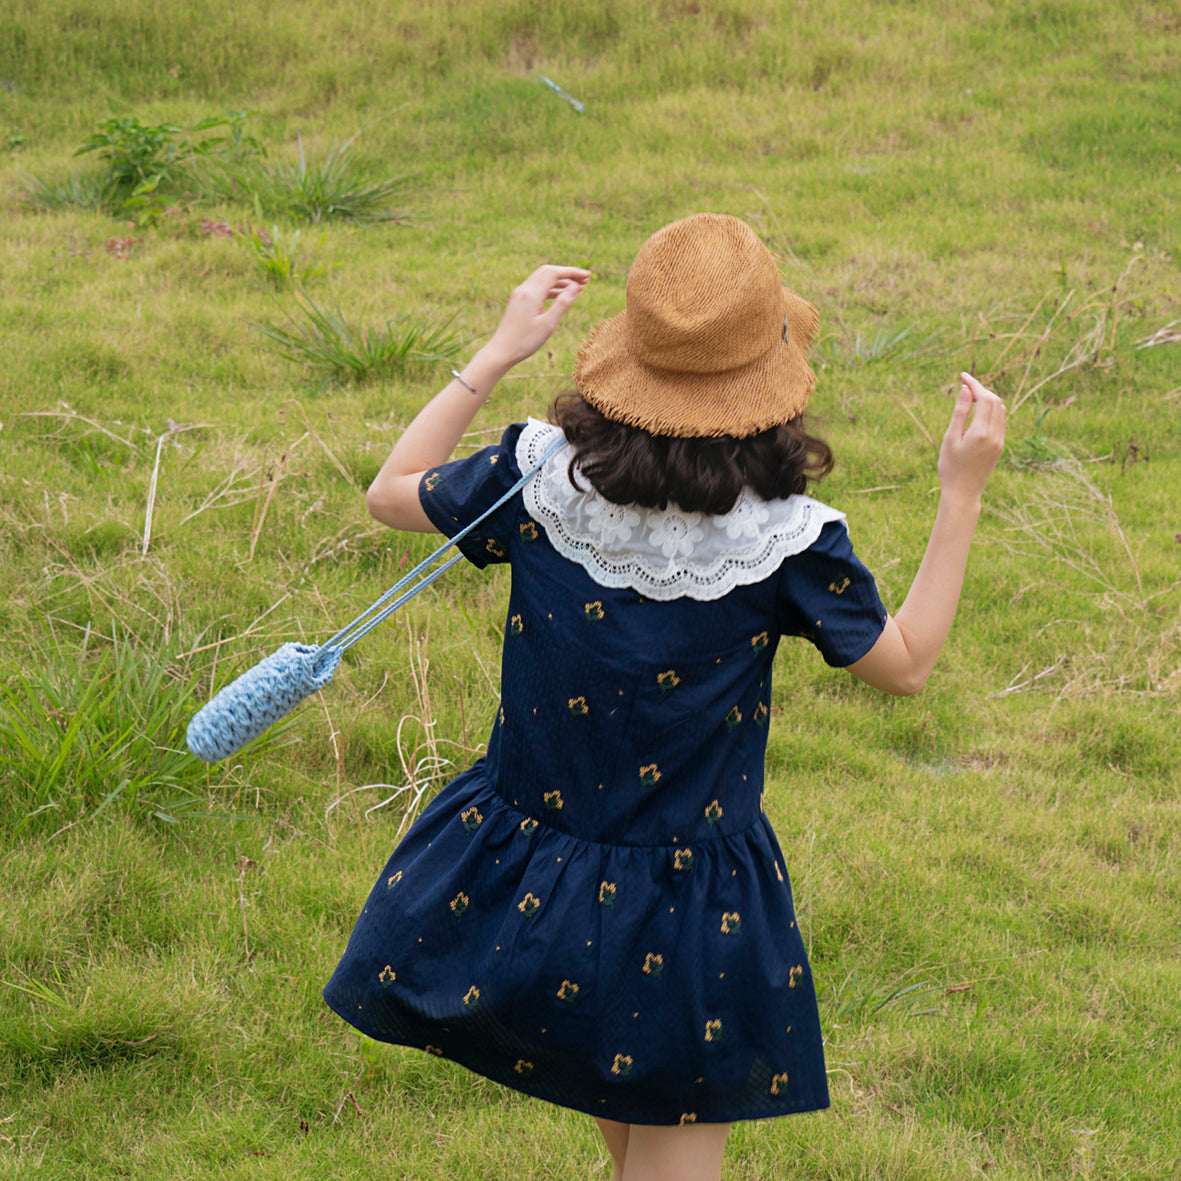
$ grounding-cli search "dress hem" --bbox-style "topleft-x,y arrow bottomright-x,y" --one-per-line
322,986 -> 830,1126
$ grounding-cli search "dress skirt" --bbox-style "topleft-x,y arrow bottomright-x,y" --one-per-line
323,762 -> 829,1126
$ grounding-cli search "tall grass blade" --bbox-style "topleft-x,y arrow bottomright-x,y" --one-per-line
0,630 -> 221,831
254,295 -> 462,387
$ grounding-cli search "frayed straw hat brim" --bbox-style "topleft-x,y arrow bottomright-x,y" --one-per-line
575,287 -> 820,439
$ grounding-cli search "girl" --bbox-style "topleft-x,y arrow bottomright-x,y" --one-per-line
323,214 -> 1005,1181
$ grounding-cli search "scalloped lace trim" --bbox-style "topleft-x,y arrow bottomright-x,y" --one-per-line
517,418 -> 846,602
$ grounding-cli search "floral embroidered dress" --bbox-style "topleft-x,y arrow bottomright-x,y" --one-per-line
323,419 -> 887,1125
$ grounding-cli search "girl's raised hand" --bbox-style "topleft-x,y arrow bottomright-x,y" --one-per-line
485,265 -> 591,368
937,372 -> 1006,508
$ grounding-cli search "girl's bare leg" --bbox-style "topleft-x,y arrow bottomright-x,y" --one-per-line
620,1122 -> 731,1181
594,1118 -> 630,1181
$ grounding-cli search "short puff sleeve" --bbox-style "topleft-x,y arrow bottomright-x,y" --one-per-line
418,423 -> 526,568
777,520 -> 888,668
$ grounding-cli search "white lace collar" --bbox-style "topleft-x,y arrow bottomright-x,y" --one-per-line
517,418 -> 845,602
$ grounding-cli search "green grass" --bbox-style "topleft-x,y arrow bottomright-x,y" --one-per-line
233,139 -> 412,225
2,0 -> 1180,1177
255,295 -> 464,388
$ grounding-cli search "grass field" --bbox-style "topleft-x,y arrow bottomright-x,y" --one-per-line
2,2 -> 1179,1177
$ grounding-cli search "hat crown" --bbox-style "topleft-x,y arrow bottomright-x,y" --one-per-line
624,215 -> 782,374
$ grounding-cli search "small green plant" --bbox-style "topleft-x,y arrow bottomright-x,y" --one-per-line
255,295 -> 462,387
190,108 -> 266,164
122,173 -> 178,228
1009,403 -> 1061,469
243,137 -> 410,224
822,966 -> 942,1036
242,223 -> 333,287
24,110 -> 266,215
74,116 -> 187,191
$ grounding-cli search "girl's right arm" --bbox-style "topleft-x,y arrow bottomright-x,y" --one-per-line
366,265 -> 589,532
845,373 -> 1006,696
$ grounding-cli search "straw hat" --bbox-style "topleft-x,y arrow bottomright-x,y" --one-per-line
573,214 -> 819,439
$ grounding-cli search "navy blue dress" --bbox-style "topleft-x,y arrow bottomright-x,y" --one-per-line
323,422 -> 887,1126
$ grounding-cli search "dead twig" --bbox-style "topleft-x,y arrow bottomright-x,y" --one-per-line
749,184 -> 811,272
1010,310 -> 1107,413
888,394 -> 938,450
306,525 -> 385,566
235,856 -> 256,962
286,400 -> 358,489
18,410 -> 145,456
179,461 -> 263,526
989,453 -> 1147,609
332,1086 -> 365,1124
316,672 -> 369,859
980,290 -> 1053,381
1135,320 -> 1181,349
248,440 -> 304,561
141,436 -> 165,556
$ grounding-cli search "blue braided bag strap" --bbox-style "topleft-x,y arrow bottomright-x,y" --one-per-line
320,434 -> 565,656
186,435 -> 564,761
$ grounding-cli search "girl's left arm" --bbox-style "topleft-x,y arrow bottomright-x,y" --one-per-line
366,265 -> 590,532
846,373 -> 1006,695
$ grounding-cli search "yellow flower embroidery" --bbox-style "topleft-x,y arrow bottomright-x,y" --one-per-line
642,953 -> 664,978
510,614 -> 524,636
775,860 -> 784,882
584,601 -> 604,621
463,985 -> 481,1009
828,577 -> 851,595
485,538 -> 505,558
567,696 -> 588,717
639,764 -> 662,788
751,631 -> 769,652
753,701 -> 768,726
514,1059 -> 534,1075
704,1019 -> 723,1044
657,669 -> 680,693
704,800 -> 724,825
386,870 -> 403,889
673,849 -> 695,872
425,1044 -> 443,1056
519,521 -> 538,542
770,1072 -> 790,1096
720,911 -> 742,935
598,881 -> 617,907
450,892 -> 469,918
519,817 -> 539,836
679,1113 -> 697,1125
789,964 -> 803,989
724,705 -> 742,729
461,807 -> 483,833
610,1053 -> 633,1078
518,893 -> 541,919
378,965 -> 396,986
424,472 -> 441,492
557,979 -> 580,1003
544,790 -> 563,811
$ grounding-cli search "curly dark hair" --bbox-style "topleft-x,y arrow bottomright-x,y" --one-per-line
549,392 -> 834,516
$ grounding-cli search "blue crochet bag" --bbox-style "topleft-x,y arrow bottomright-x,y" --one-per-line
186,439 -> 561,762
